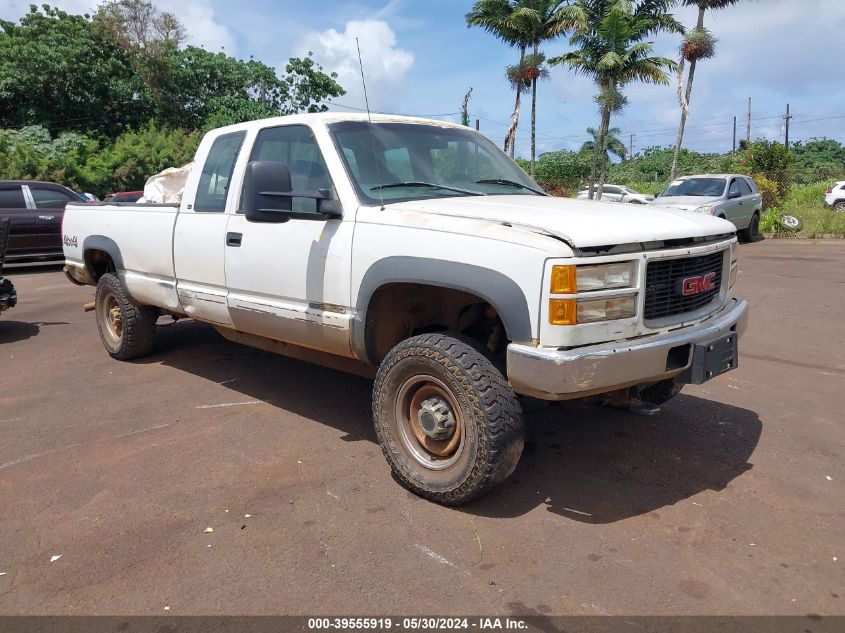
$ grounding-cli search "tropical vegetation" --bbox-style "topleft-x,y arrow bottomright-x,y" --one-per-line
0,1 -> 344,195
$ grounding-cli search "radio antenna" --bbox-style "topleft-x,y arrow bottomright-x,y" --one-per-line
356,37 -> 384,209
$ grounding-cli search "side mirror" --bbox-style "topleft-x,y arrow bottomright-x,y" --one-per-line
728,190 -> 742,199
243,160 -> 342,223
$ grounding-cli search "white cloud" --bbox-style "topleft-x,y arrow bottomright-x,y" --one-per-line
297,19 -> 415,112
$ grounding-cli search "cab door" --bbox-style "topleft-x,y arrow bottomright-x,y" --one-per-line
172,130 -> 247,326
26,184 -> 80,255
224,124 -> 354,358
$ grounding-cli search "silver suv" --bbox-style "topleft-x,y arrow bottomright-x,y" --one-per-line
651,174 -> 763,242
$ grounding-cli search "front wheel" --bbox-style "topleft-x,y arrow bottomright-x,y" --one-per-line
739,212 -> 760,243
95,273 -> 157,360
372,333 -> 524,505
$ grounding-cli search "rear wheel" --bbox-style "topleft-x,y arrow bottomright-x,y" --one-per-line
834,201 -> 845,212
95,273 -> 157,360
372,333 -> 524,505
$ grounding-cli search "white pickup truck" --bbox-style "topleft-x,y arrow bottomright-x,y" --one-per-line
63,113 -> 749,504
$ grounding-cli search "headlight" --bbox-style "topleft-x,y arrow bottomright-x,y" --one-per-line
550,262 -> 636,294
576,295 -> 637,324
576,262 -> 636,291
549,295 -> 637,325
693,205 -> 717,215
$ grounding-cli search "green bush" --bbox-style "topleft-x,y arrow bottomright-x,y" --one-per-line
752,173 -> 781,209
524,151 -> 592,193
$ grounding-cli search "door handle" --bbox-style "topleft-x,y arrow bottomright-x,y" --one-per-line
226,232 -> 242,247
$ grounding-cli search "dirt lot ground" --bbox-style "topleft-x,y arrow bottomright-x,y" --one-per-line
0,239 -> 842,616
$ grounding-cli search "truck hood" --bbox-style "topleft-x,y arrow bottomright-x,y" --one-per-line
650,195 -> 722,212
388,195 -> 734,249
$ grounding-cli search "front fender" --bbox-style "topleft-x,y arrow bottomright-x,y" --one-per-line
353,256 -> 533,363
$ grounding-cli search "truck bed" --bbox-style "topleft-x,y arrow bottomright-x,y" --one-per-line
63,203 -> 181,309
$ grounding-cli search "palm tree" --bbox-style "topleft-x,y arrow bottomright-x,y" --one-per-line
467,0 -> 529,158
669,0 -> 744,180
581,126 -> 627,183
550,0 -> 681,199
518,1 -> 587,175
467,1 -> 585,164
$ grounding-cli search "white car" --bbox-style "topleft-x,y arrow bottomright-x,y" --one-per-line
824,181 -> 845,211
576,184 -> 653,204
62,113 -> 748,504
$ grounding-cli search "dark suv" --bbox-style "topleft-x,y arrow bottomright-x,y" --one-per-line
0,181 -> 84,262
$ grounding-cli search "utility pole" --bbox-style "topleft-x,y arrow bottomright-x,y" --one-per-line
732,116 -> 737,152
629,133 -> 634,159
746,97 -> 752,144
784,103 -> 794,148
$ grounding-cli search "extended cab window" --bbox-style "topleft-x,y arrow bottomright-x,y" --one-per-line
0,187 -> 25,209
248,125 -> 333,214
195,132 -> 246,212
31,187 -> 77,208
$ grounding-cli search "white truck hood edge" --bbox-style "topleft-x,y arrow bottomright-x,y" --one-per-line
389,195 -> 735,249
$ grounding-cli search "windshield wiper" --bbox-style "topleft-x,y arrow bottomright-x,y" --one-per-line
370,181 -> 484,196
475,178 -> 545,195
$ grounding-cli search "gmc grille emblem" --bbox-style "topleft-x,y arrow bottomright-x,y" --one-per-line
678,272 -> 717,296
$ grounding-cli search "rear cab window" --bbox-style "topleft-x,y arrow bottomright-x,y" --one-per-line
195,132 -> 247,212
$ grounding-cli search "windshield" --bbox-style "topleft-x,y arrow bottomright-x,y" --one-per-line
328,121 -> 544,204
658,178 -> 727,198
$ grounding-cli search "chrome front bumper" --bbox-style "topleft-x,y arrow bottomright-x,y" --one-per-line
507,299 -> 750,400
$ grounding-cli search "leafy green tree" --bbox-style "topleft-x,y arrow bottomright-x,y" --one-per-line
551,0 -> 680,199
160,48 -> 343,129
0,4 -> 149,135
95,0 -> 185,116
78,124 -> 201,194
669,0 -> 746,180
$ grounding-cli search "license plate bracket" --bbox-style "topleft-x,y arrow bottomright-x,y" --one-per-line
678,332 -> 739,384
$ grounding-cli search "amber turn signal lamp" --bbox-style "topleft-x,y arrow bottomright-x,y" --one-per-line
549,299 -> 577,325
550,265 -> 577,294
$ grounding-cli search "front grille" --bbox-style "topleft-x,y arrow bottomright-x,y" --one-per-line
644,251 -> 724,320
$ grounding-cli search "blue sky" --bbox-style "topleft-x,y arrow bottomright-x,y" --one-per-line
4,0 -> 845,157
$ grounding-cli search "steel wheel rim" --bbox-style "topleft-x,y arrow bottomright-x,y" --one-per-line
395,375 -> 464,471
100,292 -> 123,347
